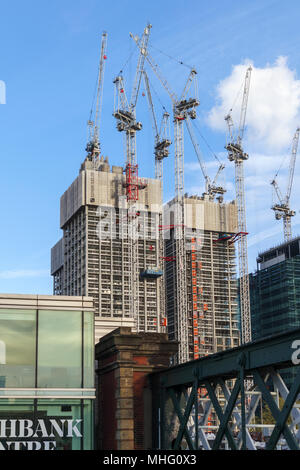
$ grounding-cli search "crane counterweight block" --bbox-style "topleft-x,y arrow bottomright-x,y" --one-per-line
155,139 -> 171,150
226,143 -> 249,161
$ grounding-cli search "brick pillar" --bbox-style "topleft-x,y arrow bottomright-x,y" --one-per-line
95,327 -> 177,450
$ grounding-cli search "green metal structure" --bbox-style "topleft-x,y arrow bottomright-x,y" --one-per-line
150,328 -> 300,450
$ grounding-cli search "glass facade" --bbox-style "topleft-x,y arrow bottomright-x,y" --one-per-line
0,305 -> 95,450
37,310 -> 82,388
0,309 -> 36,388
249,254 -> 300,388
250,256 -> 300,340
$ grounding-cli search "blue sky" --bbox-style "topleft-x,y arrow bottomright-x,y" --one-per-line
1,0 -> 300,294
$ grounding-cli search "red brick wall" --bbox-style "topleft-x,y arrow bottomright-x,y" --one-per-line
96,328 -> 178,450
100,367 -> 117,449
133,370 -> 148,449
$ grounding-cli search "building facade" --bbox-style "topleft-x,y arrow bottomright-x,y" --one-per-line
0,294 -> 95,450
250,236 -> 300,340
164,194 -> 240,361
51,156 -> 165,338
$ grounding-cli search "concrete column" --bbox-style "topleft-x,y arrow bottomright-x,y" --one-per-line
95,327 -> 177,450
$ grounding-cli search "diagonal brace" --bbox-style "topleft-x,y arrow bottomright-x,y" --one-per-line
253,369 -> 300,450
204,379 -> 239,450
168,382 -> 197,450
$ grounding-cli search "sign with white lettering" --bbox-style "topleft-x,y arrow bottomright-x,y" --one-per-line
0,418 -> 83,450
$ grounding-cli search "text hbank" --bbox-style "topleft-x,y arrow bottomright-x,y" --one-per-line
0,419 -> 82,450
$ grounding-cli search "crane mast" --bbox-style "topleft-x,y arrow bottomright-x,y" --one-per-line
142,70 -> 171,332
131,31 -> 200,362
113,24 -> 151,330
225,66 -> 252,345
142,71 -> 171,180
173,79 -> 200,363
86,31 -> 108,168
271,127 -> 300,241
155,112 -> 171,180
185,115 -> 226,200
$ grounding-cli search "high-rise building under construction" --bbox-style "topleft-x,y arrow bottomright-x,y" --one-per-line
164,194 -> 240,361
51,157 -> 240,357
51,155 -> 165,341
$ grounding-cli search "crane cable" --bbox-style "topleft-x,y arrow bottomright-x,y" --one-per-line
144,70 -> 169,115
118,38 -> 193,106
228,80 -> 244,115
122,34 -> 194,70
87,59 -> 102,141
118,38 -> 138,76
272,140 -> 293,181
193,118 -> 222,165
149,43 -> 193,70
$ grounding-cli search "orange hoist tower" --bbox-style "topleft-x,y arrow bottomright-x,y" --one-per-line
184,116 -> 227,359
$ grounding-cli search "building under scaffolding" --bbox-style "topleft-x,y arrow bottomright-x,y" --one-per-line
164,194 -> 240,361
51,156 -> 165,342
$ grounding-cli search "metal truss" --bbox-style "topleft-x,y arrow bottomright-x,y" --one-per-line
174,118 -> 189,363
151,328 -> 300,450
225,66 -> 252,345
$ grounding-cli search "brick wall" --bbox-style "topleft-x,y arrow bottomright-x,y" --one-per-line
96,327 -> 177,450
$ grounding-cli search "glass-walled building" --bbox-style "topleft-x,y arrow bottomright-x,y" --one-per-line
250,237 -> 300,340
0,294 -> 95,450
249,236 -> 300,388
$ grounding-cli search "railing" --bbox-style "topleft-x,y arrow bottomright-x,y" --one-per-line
150,328 -> 300,450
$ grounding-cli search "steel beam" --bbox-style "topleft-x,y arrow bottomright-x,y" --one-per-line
151,328 -> 300,450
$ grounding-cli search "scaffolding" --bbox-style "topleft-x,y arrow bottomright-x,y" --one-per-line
51,156 -> 165,334
165,195 -> 240,361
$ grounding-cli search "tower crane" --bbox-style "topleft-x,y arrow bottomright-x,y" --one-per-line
142,70 -> 171,332
86,31 -> 108,169
271,128 -> 300,241
185,115 -> 226,200
224,66 -> 252,345
113,24 -> 151,330
142,70 -> 171,180
131,31 -> 199,363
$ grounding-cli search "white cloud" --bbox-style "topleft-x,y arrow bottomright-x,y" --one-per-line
208,57 -> 300,153
0,269 -> 49,279
185,162 -> 202,172
205,57 -> 300,263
